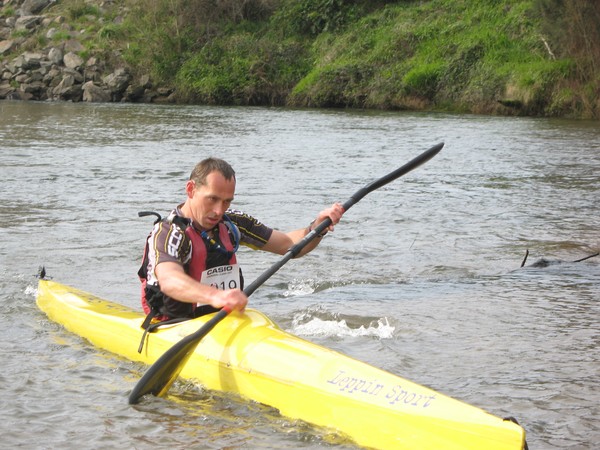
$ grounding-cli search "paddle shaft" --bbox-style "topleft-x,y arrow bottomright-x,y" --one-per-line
244,141 -> 444,297
128,142 -> 444,404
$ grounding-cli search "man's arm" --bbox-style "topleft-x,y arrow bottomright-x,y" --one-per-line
262,202 -> 345,257
155,261 -> 248,312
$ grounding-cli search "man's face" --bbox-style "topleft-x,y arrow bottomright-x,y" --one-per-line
187,171 -> 235,230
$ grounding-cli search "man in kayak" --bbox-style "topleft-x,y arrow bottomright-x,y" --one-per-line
138,157 -> 344,322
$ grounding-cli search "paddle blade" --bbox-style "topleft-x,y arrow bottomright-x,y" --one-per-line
129,309 -> 229,404
129,335 -> 198,404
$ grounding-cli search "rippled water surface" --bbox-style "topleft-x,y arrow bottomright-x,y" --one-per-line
1,101 -> 598,449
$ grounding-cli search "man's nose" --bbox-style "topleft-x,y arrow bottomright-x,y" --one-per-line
214,202 -> 227,216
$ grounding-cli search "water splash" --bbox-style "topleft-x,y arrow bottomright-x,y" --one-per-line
289,307 -> 395,339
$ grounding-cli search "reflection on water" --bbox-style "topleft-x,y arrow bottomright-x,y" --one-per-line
1,101 -> 598,449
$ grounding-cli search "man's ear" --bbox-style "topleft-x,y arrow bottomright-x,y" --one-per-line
185,180 -> 196,198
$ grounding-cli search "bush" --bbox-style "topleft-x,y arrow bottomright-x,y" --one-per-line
67,2 -> 101,20
176,33 -> 309,105
273,0 -> 363,36
290,63 -> 373,107
534,0 -> 600,78
402,63 -> 443,100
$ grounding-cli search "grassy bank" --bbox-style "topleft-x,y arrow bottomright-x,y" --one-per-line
2,0 -> 598,118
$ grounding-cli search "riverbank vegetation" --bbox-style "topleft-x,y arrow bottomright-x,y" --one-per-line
2,0 -> 599,118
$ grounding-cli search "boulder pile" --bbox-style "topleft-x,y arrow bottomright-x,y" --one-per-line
0,0 -> 173,102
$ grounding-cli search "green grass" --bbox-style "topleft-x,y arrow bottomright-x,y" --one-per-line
1,0 -> 596,117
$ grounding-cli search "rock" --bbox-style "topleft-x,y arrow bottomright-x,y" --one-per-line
84,56 -> 105,81
20,80 -> 46,98
15,73 -> 30,83
63,51 -> 83,69
0,1 -> 155,104
45,27 -> 58,39
0,39 -> 14,55
139,73 -> 152,89
103,67 -> 131,98
14,51 -> 43,70
0,27 -> 12,40
2,60 -> 16,76
82,80 -> 111,102
63,67 -> 84,83
122,83 -> 145,102
29,69 -> 44,81
63,39 -> 84,53
21,0 -> 54,15
0,81 -> 16,99
86,56 -> 99,67
52,74 -> 83,101
43,66 -> 61,85
15,16 -> 42,31
7,89 -> 33,101
47,46 -> 62,65
157,87 -> 173,96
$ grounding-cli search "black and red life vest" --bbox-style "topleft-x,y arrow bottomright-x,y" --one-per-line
138,212 -> 242,322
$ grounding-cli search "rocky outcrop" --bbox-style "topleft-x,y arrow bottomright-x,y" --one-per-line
0,0 -> 174,103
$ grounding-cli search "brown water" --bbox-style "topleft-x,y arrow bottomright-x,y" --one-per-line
1,101 -> 598,449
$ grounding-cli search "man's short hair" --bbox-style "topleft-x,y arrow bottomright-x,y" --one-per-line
190,158 -> 236,185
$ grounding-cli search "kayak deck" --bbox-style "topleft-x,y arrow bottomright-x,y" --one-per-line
36,279 -> 526,450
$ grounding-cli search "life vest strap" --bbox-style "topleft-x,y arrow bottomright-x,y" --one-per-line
137,313 -> 191,354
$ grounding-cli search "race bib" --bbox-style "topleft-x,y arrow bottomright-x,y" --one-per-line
200,264 -> 241,291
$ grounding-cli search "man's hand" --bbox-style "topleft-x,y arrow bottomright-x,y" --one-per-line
311,202 -> 345,234
212,288 -> 248,313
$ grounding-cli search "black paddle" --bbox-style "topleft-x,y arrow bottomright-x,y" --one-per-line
128,142 -> 444,405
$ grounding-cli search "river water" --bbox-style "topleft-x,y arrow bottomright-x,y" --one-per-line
0,101 -> 598,449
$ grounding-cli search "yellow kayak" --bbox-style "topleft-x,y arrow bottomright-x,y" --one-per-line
36,279 -> 526,450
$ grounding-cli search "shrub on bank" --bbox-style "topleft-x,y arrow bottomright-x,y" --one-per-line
1,0 -> 598,118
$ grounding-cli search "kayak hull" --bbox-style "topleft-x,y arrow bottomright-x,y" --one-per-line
36,279 -> 526,450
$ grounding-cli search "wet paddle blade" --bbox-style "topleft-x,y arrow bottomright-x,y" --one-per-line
129,339 -> 196,403
129,309 -> 228,404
